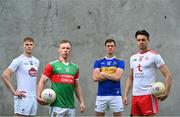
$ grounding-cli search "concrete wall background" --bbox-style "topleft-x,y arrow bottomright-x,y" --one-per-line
0,0 -> 180,116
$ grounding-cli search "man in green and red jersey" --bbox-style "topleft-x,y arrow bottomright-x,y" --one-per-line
37,40 -> 86,116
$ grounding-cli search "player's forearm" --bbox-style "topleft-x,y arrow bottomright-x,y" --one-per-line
100,69 -> 124,81
92,69 -> 107,82
37,76 -> 47,98
100,71 -> 124,81
93,74 -> 107,82
124,77 -> 133,97
102,73 -> 122,81
37,83 -> 44,98
164,74 -> 172,96
160,66 -> 172,96
1,74 -> 16,95
75,85 -> 85,104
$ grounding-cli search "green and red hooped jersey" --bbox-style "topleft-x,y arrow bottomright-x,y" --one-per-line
43,60 -> 79,108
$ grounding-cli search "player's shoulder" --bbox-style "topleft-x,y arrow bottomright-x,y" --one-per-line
114,57 -> 123,60
96,57 -> 105,61
12,54 -> 24,62
32,56 -> 40,62
9,55 -> 23,66
94,57 -> 106,63
148,49 -> 159,55
70,62 -> 79,68
114,57 -> 124,63
15,54 -> 24,59
49,60 -> 59,65
130,52 -> 139,58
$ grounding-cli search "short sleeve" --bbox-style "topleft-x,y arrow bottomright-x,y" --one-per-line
130,57 -> 133,69
93,60 -> 100,69
43,63 -> 53,78
74,69 -> 79,80
155,54 -> 165,68
8,58 -> 21,72
117,60 -> 125,70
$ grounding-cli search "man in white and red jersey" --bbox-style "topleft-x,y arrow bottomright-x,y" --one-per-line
123,30 -> 172,116
1,37 -> 40,116
37,39 -> 85,117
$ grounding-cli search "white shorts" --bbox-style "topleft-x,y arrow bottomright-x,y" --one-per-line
95,96 -> 124,113
14,96 -> 37,116
50,106 -> 75,117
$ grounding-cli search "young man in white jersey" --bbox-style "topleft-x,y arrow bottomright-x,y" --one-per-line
123,30 -> 172,116
92,39 -> 125,117
1,37 -> 40,116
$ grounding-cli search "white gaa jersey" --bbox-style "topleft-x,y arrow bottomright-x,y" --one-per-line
130,49 -> 165,96
8,54 -> 40,97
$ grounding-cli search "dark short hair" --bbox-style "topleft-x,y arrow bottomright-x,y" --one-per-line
59,39 -> 72,47
104,39 -> 116,46
135,30 -> 149,39
23,37 -> 34,43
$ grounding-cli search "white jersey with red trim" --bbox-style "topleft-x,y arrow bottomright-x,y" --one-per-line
8,54 -> 40,97
130,49 -> 165,96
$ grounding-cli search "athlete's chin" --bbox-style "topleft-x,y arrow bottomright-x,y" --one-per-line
62,55 -> 69,58
107,51 -> 114,54
139,46 -> 146,50
26,51 -> 32,55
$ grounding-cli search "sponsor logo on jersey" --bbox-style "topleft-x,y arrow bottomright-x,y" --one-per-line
101,62 -> 105,65
134,72 -> 144,78
51,74 -> 75,84
28,67 -> 37,77
56,67 -> 62,71
137,64 -> 142,72
101,67 -> 116,74
60,77 -> 74,84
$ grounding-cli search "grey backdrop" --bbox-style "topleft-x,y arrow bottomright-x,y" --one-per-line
0,0 -> 180,116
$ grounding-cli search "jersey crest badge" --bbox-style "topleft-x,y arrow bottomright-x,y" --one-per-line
28,67 -> 37,77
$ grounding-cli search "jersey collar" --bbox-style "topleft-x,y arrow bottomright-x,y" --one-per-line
139,49 -> 151,54
104,56 -> 116,60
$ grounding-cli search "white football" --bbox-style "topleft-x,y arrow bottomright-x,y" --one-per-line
152,82 -> 165,97
41,88 -> 56,104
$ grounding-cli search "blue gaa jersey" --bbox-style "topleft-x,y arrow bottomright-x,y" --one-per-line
93,56 -> 125,96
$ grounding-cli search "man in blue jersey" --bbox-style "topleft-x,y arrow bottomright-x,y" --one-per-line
92,39 -> 125,117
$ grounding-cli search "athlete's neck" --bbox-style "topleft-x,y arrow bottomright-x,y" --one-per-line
139,48 -> 151,54
23,52 -> 32,57
59,56 -> 70,63
105,53 -> 114,58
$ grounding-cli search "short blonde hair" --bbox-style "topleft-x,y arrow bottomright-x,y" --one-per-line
59,40 -> 72,47
23,37 -> 34,43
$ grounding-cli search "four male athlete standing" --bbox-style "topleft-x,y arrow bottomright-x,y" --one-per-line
1,31 -> 172,116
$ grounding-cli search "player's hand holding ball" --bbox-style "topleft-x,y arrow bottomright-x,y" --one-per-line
151,82 -> 168,101
38,88 -> 56,105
